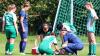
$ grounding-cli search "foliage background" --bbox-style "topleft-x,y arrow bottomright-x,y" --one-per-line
0,0 -> 100,35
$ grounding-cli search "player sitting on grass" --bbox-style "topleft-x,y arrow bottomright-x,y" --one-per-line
2,4 -> 18,55
38,33 -> 59,55
85,2 -> 98,56
59,23 -> 84,55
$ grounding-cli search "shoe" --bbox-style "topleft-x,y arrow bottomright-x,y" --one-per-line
5,51 -> 9,55
88,55 -> 96,56
20,53 -> 26,55
9,52 -> 12,55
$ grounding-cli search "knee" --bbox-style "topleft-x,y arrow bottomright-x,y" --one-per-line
9,38 -> 15,44
77,44 -> 84,50
64,47 -> 73,53
21,38 -> 27,42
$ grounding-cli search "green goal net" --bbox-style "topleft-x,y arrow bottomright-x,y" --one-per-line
53,0 -> 100,38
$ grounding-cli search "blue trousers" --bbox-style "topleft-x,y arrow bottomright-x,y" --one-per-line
64,43 -> 84,54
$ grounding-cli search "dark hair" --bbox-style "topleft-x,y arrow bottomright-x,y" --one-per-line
23,1 -> 30,8
42,22 -> 49,28
56,23 -> 63,30
50,32 -> 56,36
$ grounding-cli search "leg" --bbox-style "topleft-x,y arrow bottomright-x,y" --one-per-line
87,32 -> 96,55
20,38 -> 27,53
64,43 -> 75,54
9,38 -> 15,54
35,35 -> 43,46
8,28 -> 17,54
45,48 -> 54,55
19,31 -> 28,53
5,38 -> 10,54
64,43 -> 83,55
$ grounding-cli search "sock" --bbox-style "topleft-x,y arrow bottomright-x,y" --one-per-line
89,44 -> 93,55
5,42 -> 9,52
89,44 -> 91,55
20,41 -> 22,52
20,41 -> 26,53
93,44 -> 96,55
9,44 -> 14,53
91,44 -> 94,55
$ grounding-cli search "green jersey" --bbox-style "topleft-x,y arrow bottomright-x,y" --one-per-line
39,35 -> 57,49
3,11 -> 17,38
87,9 -> 97,33
3,11 -> 17,29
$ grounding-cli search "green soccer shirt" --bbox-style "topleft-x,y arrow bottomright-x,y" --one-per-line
87,9 -> 97,33
3,11 -> 17,28
39,35 -> 57,49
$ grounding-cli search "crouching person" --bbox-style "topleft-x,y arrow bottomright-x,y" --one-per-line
60,23 -> 84,55
38,33 -> 59,55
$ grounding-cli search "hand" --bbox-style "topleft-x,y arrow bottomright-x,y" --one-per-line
62,44 -> 67,48
2,30 -> 5,34
22,28 -> 25,32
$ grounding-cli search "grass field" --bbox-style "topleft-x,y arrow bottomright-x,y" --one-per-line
0,33 -> 100,56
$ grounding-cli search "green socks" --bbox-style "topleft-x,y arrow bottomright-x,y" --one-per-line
5,43 -> 14,54
93,44 -> 96,55
89,44 -> 96,55
9,44 -> 14,53
5,42 -> 9,52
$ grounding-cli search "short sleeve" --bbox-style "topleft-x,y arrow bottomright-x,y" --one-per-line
63,35 -> 68,42
3,15 -> 5,21
13,13 -> 17,22
53,37 -> 57,44
2,13 -> 6,21
91,9 -> 97,18
19,10 -> 25,17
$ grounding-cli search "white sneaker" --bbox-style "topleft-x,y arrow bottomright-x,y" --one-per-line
20,53 -> 25,55
5,51 -> 9,55
9,52 -> 12,55
88,55 -> 96,56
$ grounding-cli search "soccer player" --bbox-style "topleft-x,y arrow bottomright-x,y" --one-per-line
59,23 -> 84,55
2,4 -> 18,55
38,33 -> 59,55
35,23 -> 52,46
18,1 -> 30,54
85,2 -> 98,56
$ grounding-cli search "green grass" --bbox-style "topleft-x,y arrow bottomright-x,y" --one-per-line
0,33 -> 100,56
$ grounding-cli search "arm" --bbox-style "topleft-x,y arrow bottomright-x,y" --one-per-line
2,20 -> 5,33
90,9 -> 99,26
34,35 -> 41,46
54,44 -> 60,51
53,37 -> 60,51
2,15 -> 5,33
19,16 -> 25,32
62,41 -> 68,48
14,21 -> 18,35
13,14 -> 18,35
61,35 -> 68,48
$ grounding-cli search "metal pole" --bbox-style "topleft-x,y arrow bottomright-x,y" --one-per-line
52,0 -> 62,32
71,0 -> 73,25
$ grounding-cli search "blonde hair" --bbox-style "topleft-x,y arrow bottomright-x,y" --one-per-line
23,1 -> 30,8
85,2 -> 93,8
7,4 -> 16,11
